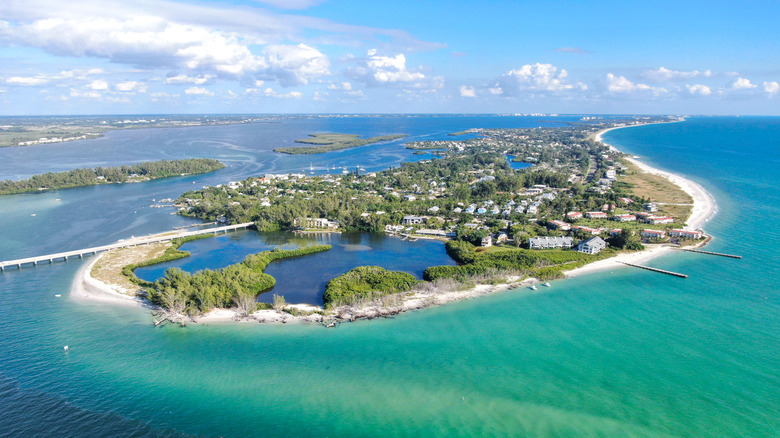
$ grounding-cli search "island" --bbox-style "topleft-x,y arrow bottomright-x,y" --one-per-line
273,133 -> 406,154
75,116 -> 717,327
0,158 -> 224,195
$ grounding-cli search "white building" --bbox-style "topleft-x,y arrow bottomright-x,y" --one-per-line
528,236 -> 574,250
669,229 -> 704,239
578,236 -> 607,254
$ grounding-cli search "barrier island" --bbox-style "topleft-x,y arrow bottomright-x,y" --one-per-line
0,158 -> 224,195
77,116 -> 719,326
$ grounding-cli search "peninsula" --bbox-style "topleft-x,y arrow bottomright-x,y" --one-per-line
273,133 -> 406,154
74,117 -> 717,326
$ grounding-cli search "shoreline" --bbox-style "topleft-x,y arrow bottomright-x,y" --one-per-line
72,120 -> 719,326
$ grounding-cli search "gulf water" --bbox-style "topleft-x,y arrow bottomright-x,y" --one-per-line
0,116 -> 777,437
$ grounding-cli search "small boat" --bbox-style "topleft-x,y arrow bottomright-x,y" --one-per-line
31,213 -> 36,216
543,283 -> 551,287
54,294 -> 61,298
530,285 -> 537,290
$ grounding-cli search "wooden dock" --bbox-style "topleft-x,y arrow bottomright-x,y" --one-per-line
0,222 -> 254,272
619,261 -> 688,278
676,248 -> 742,259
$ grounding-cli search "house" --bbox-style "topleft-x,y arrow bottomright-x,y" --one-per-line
609,229 -> 623,236
613,214 -> 636,222
528,236 -> 574,250
481,235 -> 493,247
578,236 -> 607,254
427,206 -> 440,213
549,220 -> 571,231
619,197 -> 634,204
402,216 -> 425,225
641,229 -> 666,239
669,229 -> 704,239
644,203 -> 658,212
496,232 -> 509,243
585,211 -> 608,219
295,217 -> 339,229
452,207 -> 463,214
403,195 -> 416,201
572,225 -> 601,235
647,216 -> 674,225
566,211 -> 583,220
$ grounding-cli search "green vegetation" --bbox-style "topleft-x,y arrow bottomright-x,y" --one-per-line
323,266 -> 419,309
122,234 -> 216,288
146,245 -> 331,315
424,240 -> 603,282
0,158 -> 224,195
273,133 -> 407,154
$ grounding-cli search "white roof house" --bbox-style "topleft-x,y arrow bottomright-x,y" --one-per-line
578,236 -> 607,254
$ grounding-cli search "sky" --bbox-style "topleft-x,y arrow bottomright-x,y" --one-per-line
0,0 -> 778,115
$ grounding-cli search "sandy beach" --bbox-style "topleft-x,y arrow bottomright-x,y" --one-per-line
73,121 -> 719,325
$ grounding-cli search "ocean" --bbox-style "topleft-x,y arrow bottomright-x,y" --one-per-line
0,116 -> 777,437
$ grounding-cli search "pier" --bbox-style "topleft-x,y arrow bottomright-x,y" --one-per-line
675,248 -> 742,259
619,261 -> 688,278
0,222 -> 254,272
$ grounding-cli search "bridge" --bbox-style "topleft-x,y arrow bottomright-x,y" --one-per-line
0,222 -> 254,271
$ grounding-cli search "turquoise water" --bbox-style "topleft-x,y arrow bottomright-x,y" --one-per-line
0,116 -> 778,437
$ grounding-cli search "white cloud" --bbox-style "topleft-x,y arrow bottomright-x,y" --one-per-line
643,67 -> 711,83
328,81 -> 352,91
184,86 -> 214,96
251,0 -> 322,9
763,81 -> 779,96
69,88 -> 101,99
606,73 -> 654,93
116,81 -> 147,92
731,77 -> 757,90
686,84 -> 712,96
494,63 -> 585,96
347,50 -> 426,86
165,74 -> 213,85
88,79 -> 108,90
6,76 -> 49,86
261,44 -> 330,86
459,85 -> 476,98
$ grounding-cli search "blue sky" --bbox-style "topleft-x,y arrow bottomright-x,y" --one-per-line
1,0 -> 778,115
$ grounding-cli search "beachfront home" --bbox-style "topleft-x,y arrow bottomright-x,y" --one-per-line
578,236 -> 607,254
566,211 -> 583,220
647,216 -> 674,225
549,220 -> 571,231
613,214 -> 636,222
528,236 -> 574,250
669,229 -> 704,239
641,229 -> 666,239
586,211 -> 608,219
402,216 -> 425,225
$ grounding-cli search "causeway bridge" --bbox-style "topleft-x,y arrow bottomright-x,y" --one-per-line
1,222 -> 254,271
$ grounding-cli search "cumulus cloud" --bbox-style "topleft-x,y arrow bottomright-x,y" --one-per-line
116,81 -> 147,93
88,79 -> 108,90
184,86 -> 214,96
5,76 -> 49,86
493,63 -> 585,96
685,84 -> 712,96
246,87 -> 302,98
459,85 -> 476,98
643,67 -> 711,83
261,43 -> 329,86
605,73 -> 655,93
731,77 -> 757,90
165,74 -> 213,85
347,49 -> 426,86
763,81 -> 779,96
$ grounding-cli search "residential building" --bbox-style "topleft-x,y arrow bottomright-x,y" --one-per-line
572,225 -> 600,235
578,236 -> 607,254
585,211 -> 608,219
402,215 -> 425,225
647,216 -> 674,225
549,220 -> 571,231
669,229 -> 704,239
481,235 -> 493,247
613,214 -> 636,222
528,236 -> 574,250
295,217 -> 339,229
641,229 -> 666,239
644,203 -> 658,212
566,211 -> 583,220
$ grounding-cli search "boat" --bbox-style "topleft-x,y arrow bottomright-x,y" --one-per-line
530,285 -> 537,290
543,283 -> 551,287
31,213 -> 36,216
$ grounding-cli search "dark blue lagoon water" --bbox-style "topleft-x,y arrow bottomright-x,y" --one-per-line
0,115 -> 778,437
134,231 -> 456,305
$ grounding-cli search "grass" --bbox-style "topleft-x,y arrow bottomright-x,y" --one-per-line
619,159 -> 693,221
